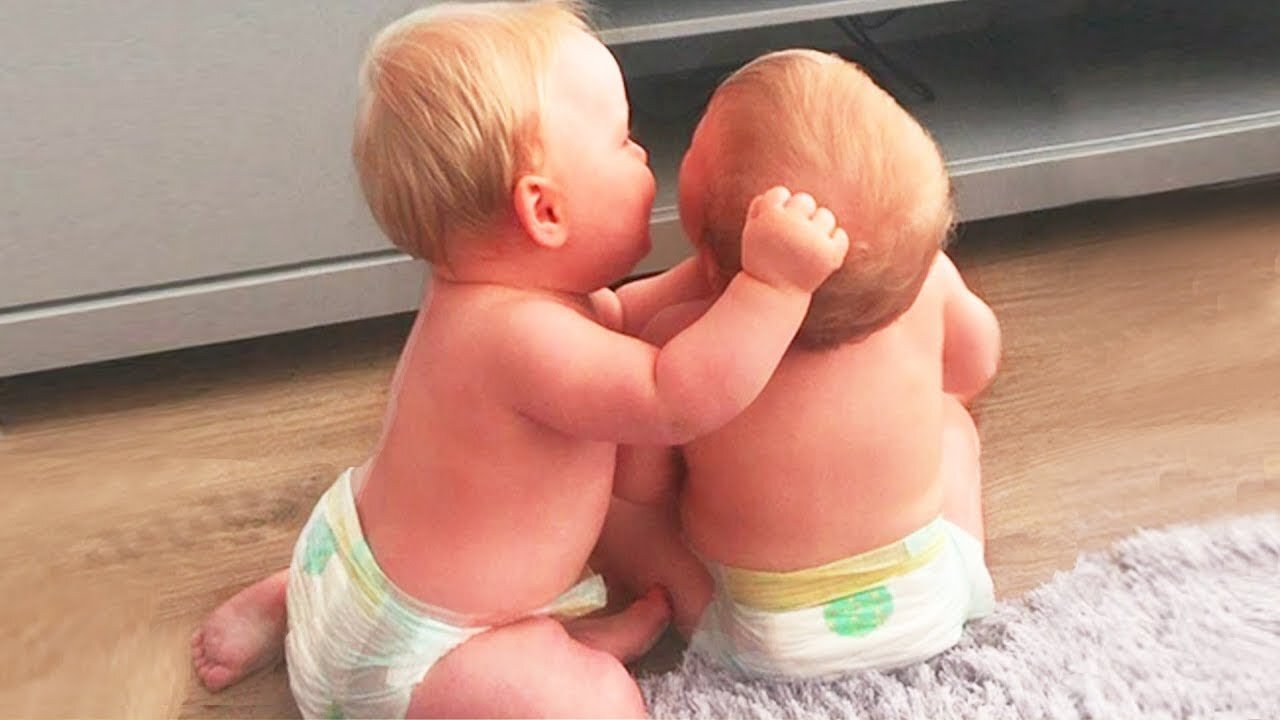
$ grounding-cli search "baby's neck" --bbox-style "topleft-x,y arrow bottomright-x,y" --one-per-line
435,229 -> 593,298
432,266 -> 589,303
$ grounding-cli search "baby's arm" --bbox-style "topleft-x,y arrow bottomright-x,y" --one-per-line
502,188 -> 848,445
939,253 -> 1002,405
614,444 -> 682,505
611,299 -> 711,503
613,256 -> 710,336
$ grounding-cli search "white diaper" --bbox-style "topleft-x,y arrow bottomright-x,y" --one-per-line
689,518 -> 994,679
285,469 -> 608,719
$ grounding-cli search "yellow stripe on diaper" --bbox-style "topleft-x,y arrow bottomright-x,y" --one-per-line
722,519 -> 947,612
322,478 -> 391,612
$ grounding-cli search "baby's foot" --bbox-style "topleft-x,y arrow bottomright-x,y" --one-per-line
191,569 -> 288,692
565,586 -> 672,664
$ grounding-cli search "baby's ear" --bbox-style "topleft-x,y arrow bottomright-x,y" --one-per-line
512,174 -> 568,250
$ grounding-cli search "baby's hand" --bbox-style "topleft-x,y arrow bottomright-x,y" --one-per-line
740,186 -> 849,294
588,287 -> 624,332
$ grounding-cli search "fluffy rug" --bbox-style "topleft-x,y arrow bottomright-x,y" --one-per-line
640,514 -> 1280,719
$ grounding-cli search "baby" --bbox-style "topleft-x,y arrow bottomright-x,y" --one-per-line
595,49 -> 1002,678
192,4 -> 849,718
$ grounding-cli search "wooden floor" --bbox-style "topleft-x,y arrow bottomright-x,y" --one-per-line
2,181 -> 1278,718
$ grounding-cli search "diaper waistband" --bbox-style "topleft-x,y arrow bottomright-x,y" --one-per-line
715,518 -> 947,612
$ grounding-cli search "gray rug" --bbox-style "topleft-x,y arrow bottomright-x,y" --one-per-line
640,514 -> 1280,719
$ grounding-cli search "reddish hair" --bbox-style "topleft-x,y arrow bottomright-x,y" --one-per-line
689,49 -> 954,349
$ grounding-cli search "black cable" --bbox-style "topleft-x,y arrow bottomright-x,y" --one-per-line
833,15 -> 936,103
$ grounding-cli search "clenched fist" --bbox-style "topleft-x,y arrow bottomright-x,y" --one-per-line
740,186 -> 849,294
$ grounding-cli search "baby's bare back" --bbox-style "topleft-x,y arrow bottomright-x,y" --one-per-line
353,284 -> 616,623
683,263 -> 950,572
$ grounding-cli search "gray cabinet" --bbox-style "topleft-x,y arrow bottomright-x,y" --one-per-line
4,0 -> 1278,376
1,2 -> 421,376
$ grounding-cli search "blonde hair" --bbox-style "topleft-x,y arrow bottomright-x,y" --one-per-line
353,1 -> 588,263
691,49 -> 954,349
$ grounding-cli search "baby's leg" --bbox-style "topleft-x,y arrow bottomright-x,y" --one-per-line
591,497 -> 712,639
407,616 -> 648,718
191,568 -> 288,692
940,394 -> 985,544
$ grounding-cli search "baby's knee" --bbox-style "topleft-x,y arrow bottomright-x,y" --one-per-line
409,617 -> 645,718
582,650 -> 647,718
522,619 -> 646,711
533,624 -> 648,717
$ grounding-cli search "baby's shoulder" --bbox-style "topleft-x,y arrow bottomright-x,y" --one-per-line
911,252 -> 958,307
503,291 -> 605,326
923,251 -> 958,284
455,290 -> 611,356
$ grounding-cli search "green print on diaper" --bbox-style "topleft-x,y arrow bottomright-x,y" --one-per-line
324,700 -> 345,720
351,538 -> 376,573
302,516 -> 338,575
823,586 -> 894,637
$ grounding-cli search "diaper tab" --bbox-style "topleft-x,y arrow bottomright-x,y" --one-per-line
533,569 -> 609,621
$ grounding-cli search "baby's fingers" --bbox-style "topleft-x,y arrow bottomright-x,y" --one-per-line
748,186 -> 792,218
830,227 -> 851,261
784,192 -> 818,218
812,207 -> 837,237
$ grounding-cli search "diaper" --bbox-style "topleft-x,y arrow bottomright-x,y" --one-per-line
688,517 -> 994,679
284,469 -> 608,719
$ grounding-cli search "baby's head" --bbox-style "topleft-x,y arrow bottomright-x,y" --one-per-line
354,2 -> 654,283
680,50 -> 954,349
